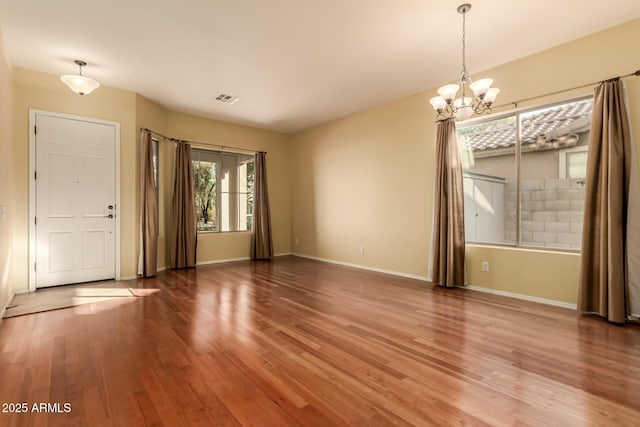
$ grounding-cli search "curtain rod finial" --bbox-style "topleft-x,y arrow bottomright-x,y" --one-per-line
634,70 -> 640,77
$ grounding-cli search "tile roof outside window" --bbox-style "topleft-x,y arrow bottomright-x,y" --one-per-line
458,99 -> 593,152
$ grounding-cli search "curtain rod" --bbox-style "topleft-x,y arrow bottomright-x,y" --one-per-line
141,128 -> 265,154
491,69 -> 640,111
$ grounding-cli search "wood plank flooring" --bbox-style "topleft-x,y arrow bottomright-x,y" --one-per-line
1,255 -> 639,426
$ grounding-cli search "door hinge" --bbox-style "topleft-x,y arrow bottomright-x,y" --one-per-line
34,171 -> 37,180
34,216 -> 37,225
34,262 -> 37,271
34,126 -> 37,135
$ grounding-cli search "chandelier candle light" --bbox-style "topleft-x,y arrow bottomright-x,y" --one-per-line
60,60 -> 100,96
430,4 -> 499,121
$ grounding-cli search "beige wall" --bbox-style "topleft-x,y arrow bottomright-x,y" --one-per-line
466,245 -> 580,303
0,31 -> 15,314
290,18 -> 640,304
291,94 -> 434,275
165,112 -> 291,262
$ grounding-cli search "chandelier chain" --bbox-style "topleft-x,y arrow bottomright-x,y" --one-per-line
461,9 -> 467,78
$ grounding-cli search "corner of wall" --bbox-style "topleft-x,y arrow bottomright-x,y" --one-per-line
0,27 -> 16,315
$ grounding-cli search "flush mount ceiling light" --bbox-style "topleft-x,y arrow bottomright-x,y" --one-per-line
60,60 -> 100,95
429,4 -> 499,121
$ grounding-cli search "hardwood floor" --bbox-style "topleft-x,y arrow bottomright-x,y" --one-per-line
1,256 -> 639,426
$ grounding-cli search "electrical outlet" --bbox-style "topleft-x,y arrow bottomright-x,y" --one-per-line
0,205 -> 5,218
359,246 -> 365,255
295,237 -> 299,245
481,261 -> 490,272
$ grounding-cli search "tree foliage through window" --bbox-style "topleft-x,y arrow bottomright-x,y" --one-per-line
193,160 -> 217,231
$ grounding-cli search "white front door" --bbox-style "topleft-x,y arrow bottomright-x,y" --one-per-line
35,114 -> 116,288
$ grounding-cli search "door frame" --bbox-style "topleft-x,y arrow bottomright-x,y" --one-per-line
28,109 -> 121,291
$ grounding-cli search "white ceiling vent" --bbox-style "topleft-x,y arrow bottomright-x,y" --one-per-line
215,94 -> 239,104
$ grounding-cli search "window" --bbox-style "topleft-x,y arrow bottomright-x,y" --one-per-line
192,149 -> 254,233
457,97 -> 593,251
458,115 -> 516,245
559,146 -> 589,179
152,138 -> 160,235
151,138 -> 159,197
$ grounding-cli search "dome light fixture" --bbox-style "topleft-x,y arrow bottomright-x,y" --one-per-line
60,60 -> 100,96
429,4 -> 499,121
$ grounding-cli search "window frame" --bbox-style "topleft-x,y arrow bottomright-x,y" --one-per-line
456,94 -> 593,253
237,157 -> 254,232
191,147 -> 254,234
192,148 -> 221,234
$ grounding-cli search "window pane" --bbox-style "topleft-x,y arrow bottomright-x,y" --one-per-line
237,160 -> 253,231
219,154 -> 236,231
519,98 -> 592,250
566,151 -> 588,179
152,139 -> 159,236
152,139 -> 159,193
245,161 -> 254,231
192,149 -> 253,233
192,150 -> 219,232
457,115 -> 516,244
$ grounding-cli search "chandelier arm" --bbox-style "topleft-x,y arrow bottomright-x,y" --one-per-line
472,103 -> 493,115
441,105 -> 455,120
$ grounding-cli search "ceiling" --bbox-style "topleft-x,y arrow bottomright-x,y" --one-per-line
1,1 -> 639,134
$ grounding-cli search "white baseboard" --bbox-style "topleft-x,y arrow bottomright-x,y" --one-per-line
196,253 -> 291,266
14,289 -> 31,295
1,290 -> 17,321
197,257 -> 251,266
291,253 -> 429,282
291,253 -> 578,310
153,253 -> 290,273
464,285 -> 577,310
141,252 -> 581,312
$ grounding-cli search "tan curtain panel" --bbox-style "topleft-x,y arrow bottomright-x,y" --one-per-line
138,130 -> 158,277
251,152 -> 273,260
171,142 -> 197,268
428,119 -> 466,287
579,79 -> 635,323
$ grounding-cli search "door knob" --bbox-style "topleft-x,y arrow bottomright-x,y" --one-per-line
108,205 -> 114,210
107,214 -> 114,219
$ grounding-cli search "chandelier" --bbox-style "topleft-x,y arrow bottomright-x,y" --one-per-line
60,60 -> 100,96
429,4 -> 499,121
